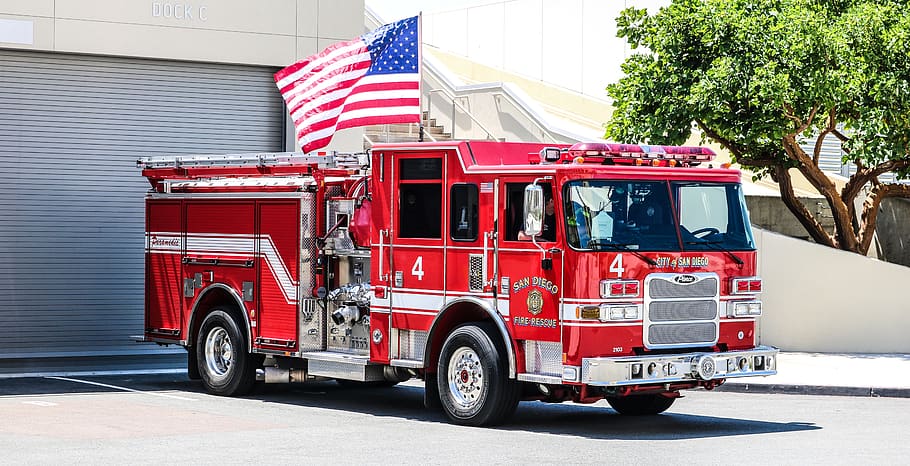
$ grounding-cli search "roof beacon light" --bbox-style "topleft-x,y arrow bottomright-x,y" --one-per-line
567,142 -> 717,167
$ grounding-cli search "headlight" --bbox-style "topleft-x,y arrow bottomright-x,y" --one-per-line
728,301 -> 762,317
600,304 -> 641,321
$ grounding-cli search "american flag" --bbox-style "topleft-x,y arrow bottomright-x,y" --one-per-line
274,16 -> 420,153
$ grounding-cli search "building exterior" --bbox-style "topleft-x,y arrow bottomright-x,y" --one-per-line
0,0 -> 364,373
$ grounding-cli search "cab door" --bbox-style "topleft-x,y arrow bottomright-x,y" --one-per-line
370,150 -> 448,363
388,153 -> 447,332
497,180 -> 563,344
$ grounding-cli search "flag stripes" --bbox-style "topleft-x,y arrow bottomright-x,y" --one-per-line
275,16 -> 421,152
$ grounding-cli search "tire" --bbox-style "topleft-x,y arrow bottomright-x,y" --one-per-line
196,309 -> 257,396
436,323 -> 520,426
606,394 -> 676,415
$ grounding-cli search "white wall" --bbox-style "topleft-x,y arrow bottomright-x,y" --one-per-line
423,0 -> 669,100
756,228 -> 910,353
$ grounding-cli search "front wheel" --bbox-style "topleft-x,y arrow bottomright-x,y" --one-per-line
606,394 -> 676,415
196,309 -> 257,396
437,323 -> 520,426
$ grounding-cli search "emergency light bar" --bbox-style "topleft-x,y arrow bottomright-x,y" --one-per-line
566,142 -> 716,167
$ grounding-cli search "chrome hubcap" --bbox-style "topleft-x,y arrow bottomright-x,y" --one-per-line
204,327 -> 233,380
447,347 -> 484,411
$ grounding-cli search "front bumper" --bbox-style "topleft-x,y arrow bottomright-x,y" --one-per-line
581,345 -> 778,386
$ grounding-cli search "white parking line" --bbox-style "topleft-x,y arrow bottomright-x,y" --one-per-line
47,376 -> 197,402
0,368 -> 185,380
23,400 -> 58,407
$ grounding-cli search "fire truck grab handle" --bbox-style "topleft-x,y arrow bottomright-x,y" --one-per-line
378,229 -> 388,282
182,257 -> 254,268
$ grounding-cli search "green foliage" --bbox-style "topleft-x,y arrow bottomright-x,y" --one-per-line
606,0 -> 910,175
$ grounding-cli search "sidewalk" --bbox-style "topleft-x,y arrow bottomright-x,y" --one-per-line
718,352 -> 910,398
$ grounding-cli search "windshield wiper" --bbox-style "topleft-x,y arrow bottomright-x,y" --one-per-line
590,240 -> 658,266
685,240 -> 744,265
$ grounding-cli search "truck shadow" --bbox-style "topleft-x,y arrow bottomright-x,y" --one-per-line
0,375 -> 820,440
253,381 -> 820,440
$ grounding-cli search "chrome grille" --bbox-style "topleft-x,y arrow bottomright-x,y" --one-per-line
648,323 -> 717,345
649,277 -> 717,299
649,300 -> 717,321
644,273 -> 720,349
468,254 -> 484,292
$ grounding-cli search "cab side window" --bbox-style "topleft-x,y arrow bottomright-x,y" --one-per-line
504,182 -> 552,241
398,158 -> 442,239
450,184 -> 478,241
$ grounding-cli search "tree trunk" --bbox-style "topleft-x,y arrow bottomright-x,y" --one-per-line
781,136 -> 860,253
772,166 -> 836,248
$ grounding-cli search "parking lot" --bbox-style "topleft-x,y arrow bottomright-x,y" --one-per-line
2,373 -> 910,464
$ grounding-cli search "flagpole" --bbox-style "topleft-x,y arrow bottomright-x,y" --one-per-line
417,11 -> 425,143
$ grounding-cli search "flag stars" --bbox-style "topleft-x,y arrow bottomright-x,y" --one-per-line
365,15 -> 419,75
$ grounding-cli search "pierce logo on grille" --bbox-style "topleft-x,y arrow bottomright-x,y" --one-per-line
674,274 -> 697,284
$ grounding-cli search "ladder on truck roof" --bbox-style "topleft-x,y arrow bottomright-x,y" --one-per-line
137,151 -> 370,170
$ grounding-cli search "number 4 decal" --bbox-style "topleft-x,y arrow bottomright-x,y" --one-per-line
609,254 -> 624,277
411,256 -> 425,280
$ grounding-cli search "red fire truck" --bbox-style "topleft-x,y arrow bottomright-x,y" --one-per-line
139,140 -> 777,426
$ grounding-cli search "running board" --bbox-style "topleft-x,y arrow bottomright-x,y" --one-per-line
390,358 -> 423,369
517,373 -> 562,384
301,351 -> 385,382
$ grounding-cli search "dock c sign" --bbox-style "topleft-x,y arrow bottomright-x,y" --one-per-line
152,2 -> 209,21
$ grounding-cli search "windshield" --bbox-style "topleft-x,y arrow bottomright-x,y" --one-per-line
675,182 -> 755,251
562,180 -> 755,252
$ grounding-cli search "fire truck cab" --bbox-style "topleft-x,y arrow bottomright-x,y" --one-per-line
140,140 -> 777,426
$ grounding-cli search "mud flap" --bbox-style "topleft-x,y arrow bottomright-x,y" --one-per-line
424,372 -> 442,411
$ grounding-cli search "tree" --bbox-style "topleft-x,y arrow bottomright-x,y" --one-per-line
606,0 -> 910,255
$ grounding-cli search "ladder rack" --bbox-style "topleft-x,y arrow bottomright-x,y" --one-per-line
137,152 -> 370,170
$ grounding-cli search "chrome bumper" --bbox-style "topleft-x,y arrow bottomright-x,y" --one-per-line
581,346 -> 778,386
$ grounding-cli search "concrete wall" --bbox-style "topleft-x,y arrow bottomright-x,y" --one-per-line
756,228 -> 910,353
0,0 -> 365,65
0,0 -> 366,152
874,197 -> 910,267
746,195 -> 835,242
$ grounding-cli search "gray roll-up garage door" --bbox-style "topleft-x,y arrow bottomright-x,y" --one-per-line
0,49 -> 285,372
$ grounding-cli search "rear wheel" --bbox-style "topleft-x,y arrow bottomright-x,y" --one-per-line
196,309 -> 257,396
437,323 -> 520,426
606,394 -> 676,415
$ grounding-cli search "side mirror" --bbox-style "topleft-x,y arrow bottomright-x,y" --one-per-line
523,184 -> 544,237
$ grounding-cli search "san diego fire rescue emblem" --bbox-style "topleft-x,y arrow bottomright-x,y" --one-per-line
527,289 -> 544,315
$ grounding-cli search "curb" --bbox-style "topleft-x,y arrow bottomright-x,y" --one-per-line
716,383 -> 910,398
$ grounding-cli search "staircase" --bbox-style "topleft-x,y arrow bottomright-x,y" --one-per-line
363,112 -> 452,149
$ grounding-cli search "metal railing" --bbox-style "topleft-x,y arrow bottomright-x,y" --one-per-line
425,88 -> 496,141
362,123 -> 436,148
